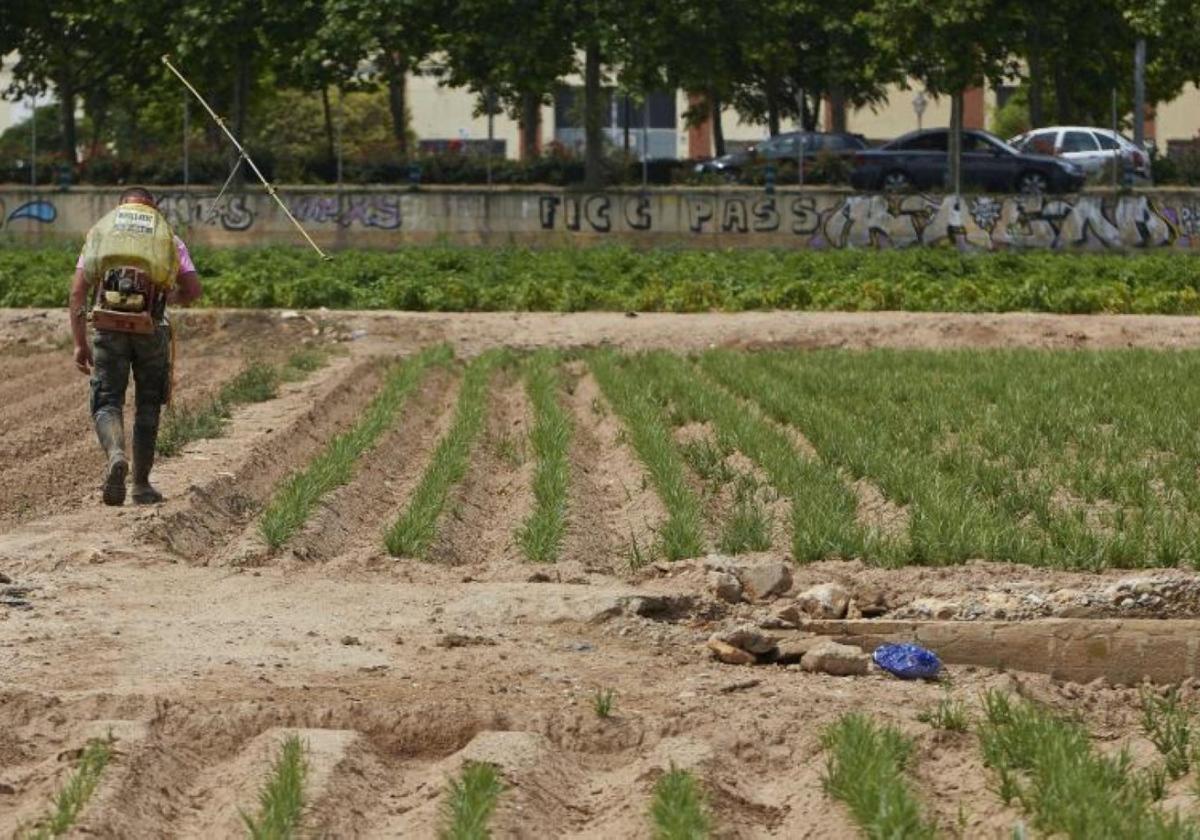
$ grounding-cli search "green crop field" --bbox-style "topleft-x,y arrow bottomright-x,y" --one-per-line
615,348 -> 1200,570
4,243 -> 1200,314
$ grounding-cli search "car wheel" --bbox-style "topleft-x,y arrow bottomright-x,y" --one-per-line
882,170 -> 912,193
1017,171 -> 1049,195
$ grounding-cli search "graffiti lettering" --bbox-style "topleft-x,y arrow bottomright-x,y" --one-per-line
624,196 -> 652,230
687,197 -> 714,233
790,197 -> 820,235
539,196 -> 561,229
158,194 -> 255,232
752,198 -> 780,232
1178,204 -> 1200,237
721,199 -> 748,233
288,195 -> 402,229
6,199 -> 57,224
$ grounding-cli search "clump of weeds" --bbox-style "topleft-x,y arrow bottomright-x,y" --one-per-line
917,693 -> 970,733
649,767 -> 712,840
1140,686 -> 1193,779
241,735 -> 307,840
822,713 -> 935,840
23,736 -> 113,839
593,688 -> 616,719
439,761 -> 504,840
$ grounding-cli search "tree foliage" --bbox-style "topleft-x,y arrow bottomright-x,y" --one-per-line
1,0 -> 1198,182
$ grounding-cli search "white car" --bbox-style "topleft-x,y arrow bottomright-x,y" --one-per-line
1009,126 -> 1151,182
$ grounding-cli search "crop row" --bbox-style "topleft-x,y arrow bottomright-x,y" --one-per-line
28,689 -> 1200,838
179,344 -> 1200,570
6,244 -> 1200,314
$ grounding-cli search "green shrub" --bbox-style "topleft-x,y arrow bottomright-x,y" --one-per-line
5,244 -> 1200,315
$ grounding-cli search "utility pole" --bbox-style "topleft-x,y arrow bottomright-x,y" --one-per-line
1133,38 -> 1147,149
1111,88 -> 1119,189
641,96 -> 649,190
183,96 -> 190,193
485,89 -> 495,187
796,88 -> 805,187
30,92 -> 37,189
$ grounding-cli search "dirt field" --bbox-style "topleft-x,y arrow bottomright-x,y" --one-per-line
5,309 -> 1200,838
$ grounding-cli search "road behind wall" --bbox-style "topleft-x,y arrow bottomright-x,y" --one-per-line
1,185 -> 1199,250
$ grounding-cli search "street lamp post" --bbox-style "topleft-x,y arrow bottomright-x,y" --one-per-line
912,91 -> 927,131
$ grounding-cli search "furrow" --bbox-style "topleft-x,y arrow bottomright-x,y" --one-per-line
560,362 -> 668,576
423,368 -> 536,567
0,352 -> 246,526
142,355 -> 387,563
287,366 -> 461,565
588,350 -> 706,563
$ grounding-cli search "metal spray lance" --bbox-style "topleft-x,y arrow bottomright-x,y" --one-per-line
159,54 -> 332,261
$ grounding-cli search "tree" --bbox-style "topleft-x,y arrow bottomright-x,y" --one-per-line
0,0 -> 143,166
865,0 -> 1022,193
436,1 -> 574,162
317,0 -> 442,158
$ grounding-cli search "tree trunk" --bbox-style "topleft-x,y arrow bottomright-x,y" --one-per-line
519,91 -> 541,160
949,90 -> 964,196
710,88 -> 726,157
622,93 -> 631,154
321,86 -> 336,165
383,53 -> 410,157
1053,62 -> 1072,124
829,87 -> 847,133
766,86 -> 781,136
583,39 -> 604,189
1028,23 -> 1045,128
57,77 -> 78,166
231,54 -> 251,184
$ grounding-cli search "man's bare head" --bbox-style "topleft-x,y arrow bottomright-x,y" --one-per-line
119,187 -> 156,208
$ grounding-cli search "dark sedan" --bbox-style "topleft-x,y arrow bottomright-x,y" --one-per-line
694,131 -> 867,179
848,128 -> 1086,194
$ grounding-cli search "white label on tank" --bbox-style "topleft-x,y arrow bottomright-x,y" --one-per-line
113,209 -> 156,234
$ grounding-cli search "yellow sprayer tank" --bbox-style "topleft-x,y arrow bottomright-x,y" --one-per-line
80,202 -> 179,290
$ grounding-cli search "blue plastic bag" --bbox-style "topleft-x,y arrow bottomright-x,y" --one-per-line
873,643 -> 942,680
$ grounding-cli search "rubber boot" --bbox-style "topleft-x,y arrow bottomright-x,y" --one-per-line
131,427 -> 164,505
95,411 -> 128,506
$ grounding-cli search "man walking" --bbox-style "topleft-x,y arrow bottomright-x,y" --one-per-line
68,187 -> 202,505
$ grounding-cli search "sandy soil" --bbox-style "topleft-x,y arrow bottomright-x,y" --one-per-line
4,309 -> 1200,838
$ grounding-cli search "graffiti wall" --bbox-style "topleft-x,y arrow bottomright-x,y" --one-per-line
1,187 -> 1198,251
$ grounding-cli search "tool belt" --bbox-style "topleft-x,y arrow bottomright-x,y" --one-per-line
91,267 -> 165,335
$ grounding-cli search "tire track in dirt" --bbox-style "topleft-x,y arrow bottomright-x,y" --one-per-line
562,364 -> 669,574
424,369 -> 535,568
284,366 -> 461,566
0,351 -> 244,526
146,355 -> 387,563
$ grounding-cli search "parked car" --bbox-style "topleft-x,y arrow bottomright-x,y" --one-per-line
848,128 -> 1086,194
1009,126 -> 1152,182
694,131 -> 867,178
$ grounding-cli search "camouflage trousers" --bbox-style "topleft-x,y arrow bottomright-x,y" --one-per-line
90,325 -> 171,438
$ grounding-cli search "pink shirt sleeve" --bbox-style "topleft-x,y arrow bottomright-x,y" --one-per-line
175,236 -> 196,275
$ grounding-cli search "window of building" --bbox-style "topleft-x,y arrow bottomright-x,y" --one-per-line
554,88 -> 676,130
